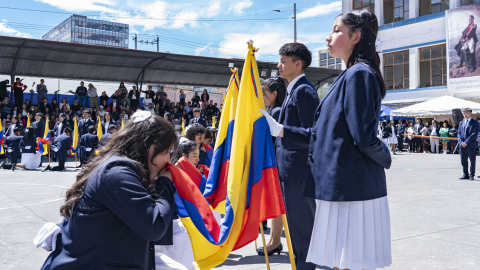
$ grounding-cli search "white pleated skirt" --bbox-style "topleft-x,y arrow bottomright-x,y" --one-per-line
20,152 -> 42,170
306,196 -> 392,270
155,211 -> 222,270
387,136 -> 398,145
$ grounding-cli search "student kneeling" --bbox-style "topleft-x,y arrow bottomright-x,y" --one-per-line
42,128 -> 72,172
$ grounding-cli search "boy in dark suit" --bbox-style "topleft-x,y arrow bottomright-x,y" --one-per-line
189,108 -> 207,127
261,43 -> 319,270
43,128 -> 72,172
99,125 -> 116,146
458,107 -> 479,180
79,125 -> 99,164
397,120 -> 405,152
0,127 -> 22,169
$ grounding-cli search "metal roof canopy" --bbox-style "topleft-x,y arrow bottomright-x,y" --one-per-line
0,35 -> 341,90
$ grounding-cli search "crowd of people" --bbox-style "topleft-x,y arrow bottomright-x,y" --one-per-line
0,78 -> 222,172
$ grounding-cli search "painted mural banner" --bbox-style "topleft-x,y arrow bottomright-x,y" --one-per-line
447,3 -> 480,92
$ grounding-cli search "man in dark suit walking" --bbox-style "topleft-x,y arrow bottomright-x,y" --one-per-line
261,43 -> 319,270
458,107 -> 479,180
189,108 -> 207,128
0,127 -> 22,169
397,120 -> 405,152
43,128 -> 72,172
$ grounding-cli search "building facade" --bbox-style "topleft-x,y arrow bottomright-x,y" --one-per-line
319,49 -> 343,69
343,0 -> 480,106
43,15 -> 129,48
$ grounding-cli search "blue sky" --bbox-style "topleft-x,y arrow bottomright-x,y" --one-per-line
0,0 -> 342,66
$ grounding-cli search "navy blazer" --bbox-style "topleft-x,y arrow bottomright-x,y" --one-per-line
276,76 -> 320,183
381,126 -> 391,139
32,120 -> 46,138
284,64 -> 391,201
77,118 -> 95,137
101,120 -> 116,134
52,121 -> 72,137
5,123 -> 24,137
397,124 -> 405,136
79,133 -> 99,160
52,133 -> 73,161
99,132 -> 114,146
5,134 -> 22,157
458,118 -> 479,148
41,155 -> 175,270
189,117 -> 207,128
18,137 -> 37,154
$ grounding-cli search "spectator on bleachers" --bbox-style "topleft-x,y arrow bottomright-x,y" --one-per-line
128,86 -> 140,111
99,91 -> 110,106
70,99 -> 81,114
51,98 -> 59,112
143,93 -> 152,109
75,81 -> 88,108
36,79 -> 48,106
88,83 -> 99,110
118,82 -> 128,101
60,98 -> 70,112
201,89 -> 209,107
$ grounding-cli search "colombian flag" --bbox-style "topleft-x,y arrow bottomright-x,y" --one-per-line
37,118 -> 50,155
180,42 -> 285,270
203,68 -> 239,212
181,119 -> 186,136
203,144 -> 213,168
97,116 -> 103,141
27,115 -> 31,127
0,123 -> 4,155
70,117 -> 79,154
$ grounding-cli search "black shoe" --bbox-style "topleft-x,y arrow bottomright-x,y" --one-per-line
256,244 -> 283,256
42,165 -> 51,172
0,161 -> 4,168
262,223 -> 268,231
470,176 -> 475,180
11,163 -> 16,171
460,175 -> 469,180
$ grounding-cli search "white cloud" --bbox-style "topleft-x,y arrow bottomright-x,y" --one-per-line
0,21 -> 33,38
218,32 -> 292,59
297,1 -> 342,19
34,0 -> 118,13
194,43 -> 212,55
231,0 -> 252,15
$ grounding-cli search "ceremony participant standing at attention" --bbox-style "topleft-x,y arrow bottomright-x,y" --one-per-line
53,113 -> 71,137
262,10 -> 392,270
0,127 -> 22,170
32,112 -> 46,167
36,79 -> 48,106
40,113 -> 177,270
414,118 -> 424,153
261,42 -> 319,270
397,120 -> 405,152
79,125 -> 99,164
13,78 -> 27,108
43,128 -> 72,172
189,108 -> 207,128
75,81 -> 88,108
387,120 -> 398,155
458,107 -> 479,180
257,77 -> 286,256
429,120 -> 441,154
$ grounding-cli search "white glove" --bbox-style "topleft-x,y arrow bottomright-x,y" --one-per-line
7,149 -> 13,153
86,148 -> 92,152
53,148 -> 59,152
260,108 -> 283,137
25,146 -> 31,149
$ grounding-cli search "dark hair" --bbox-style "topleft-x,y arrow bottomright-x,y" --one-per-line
193,108 -> 201,113
185,123 -> 205,142
337,9 -> 386,98
172,140 -> 199,164
470,15 -> 474,20
14,127 -> 22,133
204,128 -> 213,140
278,43 -> 312,71
64,127 -> 71,134
261,78 -> 286,107
88,125 -> 95,133
60,115 -> 178,219
108,125 -> 117,131
22,126 -> 35,144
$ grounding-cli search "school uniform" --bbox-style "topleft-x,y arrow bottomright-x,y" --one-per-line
53,120 -> 72,137
101,120 -> 116,134
40,155 -> 176,270
5,122 -> 24,137
283,64 -> 392,270
99,132 -> 114,146
397,124 -> 405,151
458,117 -> 479,178
32,120 -> 46,139
3,134 -> 22,165
50,133 -> 72,171
19,137 -> 41,169
276,74 -> 319,270
189,117 -> 207,128
79,133 -> 99,162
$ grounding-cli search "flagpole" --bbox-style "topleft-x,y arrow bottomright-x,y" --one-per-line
282,214 -> 297,270
259,224 -> 271,270
48,144 -> 51,165
6,157 -> 8,164
75,152 -> 77,167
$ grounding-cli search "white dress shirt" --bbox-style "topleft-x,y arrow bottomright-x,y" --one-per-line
286,74 -> 306,96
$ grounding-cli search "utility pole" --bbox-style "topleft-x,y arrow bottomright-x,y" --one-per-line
293,3 -> 297,43
133,34 -> 137,50
157,35 -> 159,52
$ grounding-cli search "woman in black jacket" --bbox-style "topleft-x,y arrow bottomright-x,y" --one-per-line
128,86 -> 140,111
201,89 -> 209,107
99,91 -> 110,106
41,113 -> 178,270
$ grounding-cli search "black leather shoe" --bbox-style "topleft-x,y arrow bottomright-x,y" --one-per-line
460,175 -> 469,180
470,176 -> 475,180
42,165 -> 51,172
0,162 -> 4,168
11,163 -> 16,171
256,244 -> 283,256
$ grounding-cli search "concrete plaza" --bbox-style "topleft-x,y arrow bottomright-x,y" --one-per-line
0,152 -> 479,269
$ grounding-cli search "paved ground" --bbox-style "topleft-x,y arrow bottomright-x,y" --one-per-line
0,152 -> 479,269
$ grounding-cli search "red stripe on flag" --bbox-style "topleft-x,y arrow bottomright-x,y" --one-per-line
205,159 -> 230,209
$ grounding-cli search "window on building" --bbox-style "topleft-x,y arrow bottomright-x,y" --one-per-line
419,44 -> 447,87
353,0 -> 375,13
419,0 -> 449,16
336,64 -> 342,69
384,0 -> 409,23
320,60 -> 327,66
328,58 -> 336,65
461,0 -> 480,5
383,50 -> 409,90
320,53 -> 327,60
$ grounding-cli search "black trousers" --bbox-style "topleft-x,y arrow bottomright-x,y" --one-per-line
51,160 -> 66,171
397,136 -> 404,152
130,99 -> 139,111
282,181 -> 316,270
6,153 -> 18,164
460,146 -> 476,176
14,90 -> 23,108
415,137 -> 423,152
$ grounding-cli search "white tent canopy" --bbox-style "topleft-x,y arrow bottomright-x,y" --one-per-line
390,95 -> 480,118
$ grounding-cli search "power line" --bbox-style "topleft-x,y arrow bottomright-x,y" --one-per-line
0,6 -> 292,22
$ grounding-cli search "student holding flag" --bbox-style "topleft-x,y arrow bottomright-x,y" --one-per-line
43,128 -> 72,172
262,10 -> 392,270
260,42 -> 320,270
